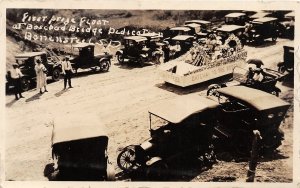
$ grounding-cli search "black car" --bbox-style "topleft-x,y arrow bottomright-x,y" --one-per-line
117,94 -> 217,180
70,43 -> 112,73
51,114 -> 115,181
277,45 -> 294,75
116,35 -> 164,66
6,51 -> 62,91
247,17 -> 279,44
225,12 -> 248,26
212,86 -> 290,155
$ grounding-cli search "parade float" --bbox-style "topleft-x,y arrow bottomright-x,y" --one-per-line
158,34 -> 247,87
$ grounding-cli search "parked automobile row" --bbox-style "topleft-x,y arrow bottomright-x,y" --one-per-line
48,85 -> 290,181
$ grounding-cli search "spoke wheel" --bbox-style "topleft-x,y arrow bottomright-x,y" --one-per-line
278,65 -> 286,74
20,77 -> 30,91
100,60 -> 110,72
52,68 -> 61,81
117,54 -> 124,64
117,147 -> 138,172
262,129 -> 283,152
207,85 -> 220,96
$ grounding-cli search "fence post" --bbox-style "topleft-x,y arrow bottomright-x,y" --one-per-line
246,130 -> 262,182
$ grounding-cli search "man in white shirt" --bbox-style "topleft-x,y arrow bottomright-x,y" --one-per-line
10,63 -> 24,100
61,56 -> 73,90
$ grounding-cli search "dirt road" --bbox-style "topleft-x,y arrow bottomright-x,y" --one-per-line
5,38 -> 294,181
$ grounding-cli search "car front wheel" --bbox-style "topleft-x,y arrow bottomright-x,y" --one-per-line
116,54 -> 124,64
100,60 -> 110,72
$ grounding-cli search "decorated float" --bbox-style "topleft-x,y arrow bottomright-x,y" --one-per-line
158,34 -> 247,87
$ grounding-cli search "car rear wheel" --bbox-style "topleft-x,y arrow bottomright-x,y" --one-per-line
233,129 -> 252,156
138,57 -> 145,67
20,77 -> 30,91
100,60 -> 110,72
52,68 -> 61,81
146,161 -> 168,181
262,129 -> 283,153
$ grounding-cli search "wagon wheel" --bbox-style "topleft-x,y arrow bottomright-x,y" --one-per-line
117,146 -> 138,172
146,161 -> 168,181
233,129 -> 252,156
20,77 -> 30,91
99,60 -> 110,72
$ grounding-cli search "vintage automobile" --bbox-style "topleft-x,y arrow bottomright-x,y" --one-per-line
184,20 -> 212,34
168,35 -> 195,58
247,17 -> 279,43
211,86 -> 290,155
116,35 -> 164,66
207,66 -> 284,97
224,12 -> 248,26
216,25 -> 246,45
51,115 -> 115,181
277,45 -> 294,75
184,22 -> 212,38
117,94 -> 217,180
165,26 -> 194,39
70,43 -> 112,73
249,11 -> 272,21
278,11 -> 294,38
6,51 -> 62,91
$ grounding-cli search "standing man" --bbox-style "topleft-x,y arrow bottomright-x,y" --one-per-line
62,56 -> 73,90
10,63 -> 24,100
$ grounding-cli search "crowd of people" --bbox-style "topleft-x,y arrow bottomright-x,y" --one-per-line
9,56 -> 74,101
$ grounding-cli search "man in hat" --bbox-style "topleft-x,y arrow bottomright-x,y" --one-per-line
61,56 -> 73,90
10,63 -> 24,100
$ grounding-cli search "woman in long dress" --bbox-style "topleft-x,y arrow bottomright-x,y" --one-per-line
35,59 -> 48,94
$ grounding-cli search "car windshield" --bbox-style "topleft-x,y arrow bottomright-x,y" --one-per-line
232,67 -> 249,83
149,113 -> 170,131
72,47 -> 80,56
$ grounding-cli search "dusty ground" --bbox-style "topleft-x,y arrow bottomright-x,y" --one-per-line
5,38 -> 294,182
